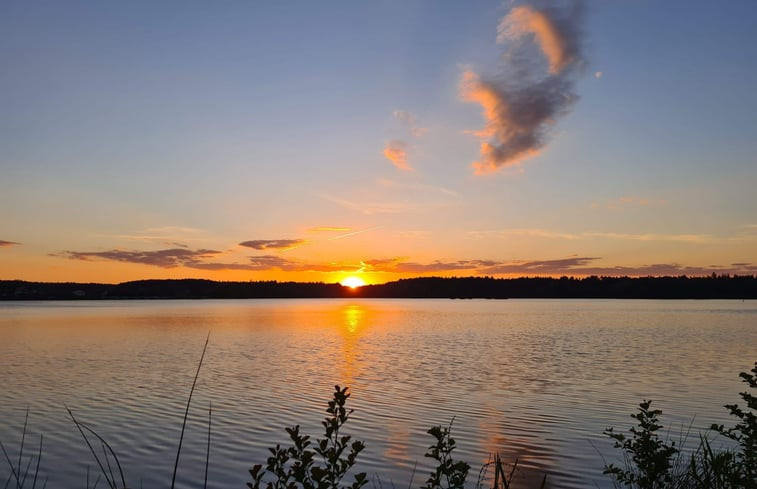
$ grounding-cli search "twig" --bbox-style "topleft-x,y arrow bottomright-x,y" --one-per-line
170,332 -> 211,489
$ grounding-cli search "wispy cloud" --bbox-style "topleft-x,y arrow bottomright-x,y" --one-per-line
308,226 -> 351,233
496,228 -> 582,240
360,256 -> 757,277
383,140 -> 413,171
98,226 -> 206,245
239,239 -> 306,251
321,194 -> 414,215
462,1 -> 585,174
57,247 -> 362,273
592,196 -> 668,209
393,110 -> 428,137
328,226 -> 381,241
55,245 -> 757,277
187,255 -> 358,272
470,228 -> 713,244
59,248 -> 221,268
584,232 -> 711,243
0,240 -> 20,248
480,258 -> 757,276
377,178 -> 460,198
244,255 -> 360,272
362,257 -> 498,274
481,256 -> 596,274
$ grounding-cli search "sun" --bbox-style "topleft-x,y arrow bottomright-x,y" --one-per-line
340,276 -> 367,289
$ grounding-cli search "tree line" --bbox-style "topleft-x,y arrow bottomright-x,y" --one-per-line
1,274 -> 756,300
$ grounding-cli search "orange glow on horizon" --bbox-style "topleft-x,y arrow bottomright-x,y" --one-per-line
340,276 -> 367,288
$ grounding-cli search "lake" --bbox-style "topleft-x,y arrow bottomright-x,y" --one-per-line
1,299 -> 755,488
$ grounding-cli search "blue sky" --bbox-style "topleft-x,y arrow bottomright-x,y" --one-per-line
2,0 -> 756,283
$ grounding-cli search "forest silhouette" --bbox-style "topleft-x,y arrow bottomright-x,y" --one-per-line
2,274 -> 756,300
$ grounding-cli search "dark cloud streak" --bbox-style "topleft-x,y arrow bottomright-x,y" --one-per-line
239,239 -> 306,250
60,248 -> 221,268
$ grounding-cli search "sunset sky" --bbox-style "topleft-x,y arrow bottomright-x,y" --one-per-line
2,0 -> 756,284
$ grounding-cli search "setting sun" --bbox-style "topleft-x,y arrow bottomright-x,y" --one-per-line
340,276 -> 367,288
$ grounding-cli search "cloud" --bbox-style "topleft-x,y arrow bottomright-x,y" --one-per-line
57,247 -> 362,273
308,227 -> 351,233
243,255 -> 359,272
462,1 -> 585,173
328,226 -> 381,241
496,228 -> 582,240
480,256 -> 596,274
355,255 -> 757,277
470,228 -> 712,244
393,110 -> 428,137
59,248 -> 222,268
239,239 -> 306,251
320,194 -> 412,215
584,232 -> 711,243
361,257 -> 498,274
0,240 -> 20,248
383,140 -> 413,171
56,245 -> 757,277
498,5 -> 581,74
377,178 -> 460,197
478,257 -> 757,277
97,226 -> 206,245
592,196 -> 668,209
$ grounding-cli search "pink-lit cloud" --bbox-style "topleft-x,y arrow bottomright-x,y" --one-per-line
383,140 -> 413,171
462,1 -> 585,173
498,5 -> 581,75
393,110 -> 428,137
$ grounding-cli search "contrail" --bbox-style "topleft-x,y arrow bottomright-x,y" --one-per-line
329,226 -> 382,241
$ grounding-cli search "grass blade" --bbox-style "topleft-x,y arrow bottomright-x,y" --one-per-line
31,435 -> 42,489
76,423 -> 126,489
170,332 -> 210,489
0,440 -> 21,489
66,407 -> 115,489
204,401 -> 211,489
17,410 -> 28,487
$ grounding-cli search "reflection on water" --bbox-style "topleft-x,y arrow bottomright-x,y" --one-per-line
340,304 -> 364,386
0,299 -> 756,489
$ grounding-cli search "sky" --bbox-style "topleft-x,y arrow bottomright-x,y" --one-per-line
2,0 -> 757,285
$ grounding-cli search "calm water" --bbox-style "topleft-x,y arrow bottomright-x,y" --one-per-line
1,299 -> 755,488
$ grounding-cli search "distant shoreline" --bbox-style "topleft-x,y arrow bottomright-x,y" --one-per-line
2,275 -> 756,300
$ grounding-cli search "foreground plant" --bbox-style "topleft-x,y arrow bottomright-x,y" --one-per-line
422,422 -> 470,489
603,400 -> 679,489
711,361 -> 757,487
247,385 -> 367,489
604,362 -> 757,489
